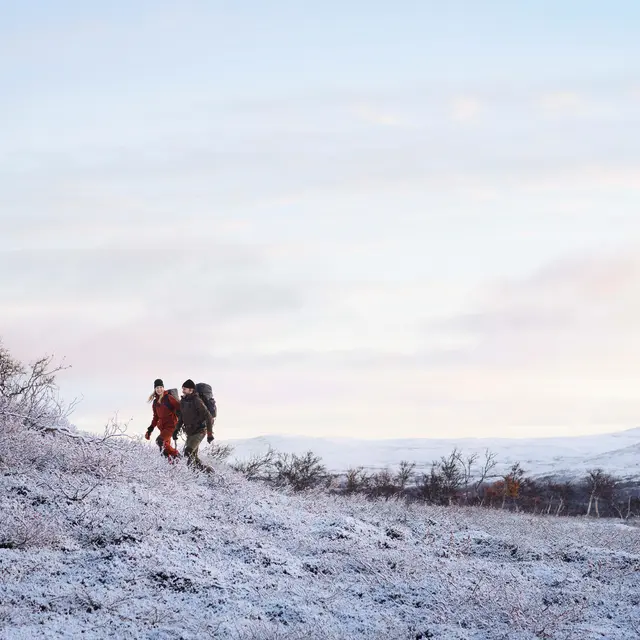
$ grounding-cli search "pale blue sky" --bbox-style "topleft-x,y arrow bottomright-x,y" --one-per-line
2,1 -> 640,438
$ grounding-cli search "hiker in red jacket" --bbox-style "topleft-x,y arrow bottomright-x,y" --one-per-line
145,378 -> 180,460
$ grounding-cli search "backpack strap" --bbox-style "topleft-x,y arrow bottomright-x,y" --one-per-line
155,393 -> 177,413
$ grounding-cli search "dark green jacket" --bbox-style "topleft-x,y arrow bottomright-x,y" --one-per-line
175,393 -> 213,437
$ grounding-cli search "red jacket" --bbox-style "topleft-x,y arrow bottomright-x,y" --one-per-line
150,392 -> 180,431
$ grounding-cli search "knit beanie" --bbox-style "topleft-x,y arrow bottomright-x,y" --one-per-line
154,379 -> 164,388
182,379 -> 196,390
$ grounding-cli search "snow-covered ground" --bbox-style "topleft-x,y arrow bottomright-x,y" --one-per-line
223,428 -> 640,480
1,420 -> 639,640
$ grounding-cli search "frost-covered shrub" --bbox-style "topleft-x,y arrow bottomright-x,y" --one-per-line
233,449 -> 328,491
206,441 -> 234,462
272,450 -> 327,491
231,447 -> 277,480
0,499 -> 64,550
0,340 -> 75,434
344,466 -> 370,494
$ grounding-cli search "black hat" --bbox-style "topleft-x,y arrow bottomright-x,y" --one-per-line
154,379 -> 164,388
182,379 -> 196,390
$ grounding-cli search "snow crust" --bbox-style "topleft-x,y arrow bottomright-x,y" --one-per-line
1,420 -> 639,639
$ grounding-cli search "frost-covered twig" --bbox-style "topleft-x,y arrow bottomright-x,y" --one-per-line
39,471 -> 103,503
0,410 -> 89,441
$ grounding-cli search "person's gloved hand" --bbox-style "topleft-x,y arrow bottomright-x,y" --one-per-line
207,433 -> 214,444
145,427 -> 153,440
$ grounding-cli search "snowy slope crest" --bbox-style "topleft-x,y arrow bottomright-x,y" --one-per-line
0,419 -> 639,640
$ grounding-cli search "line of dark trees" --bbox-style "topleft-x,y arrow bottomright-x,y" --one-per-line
228,446 -> 640,521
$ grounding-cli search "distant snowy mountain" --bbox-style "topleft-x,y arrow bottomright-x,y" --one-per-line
578,441 -> 640,477
223,427 -> 640,480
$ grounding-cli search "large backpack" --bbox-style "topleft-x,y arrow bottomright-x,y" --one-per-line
157,388 -> 180,413
196,382 -> 217,418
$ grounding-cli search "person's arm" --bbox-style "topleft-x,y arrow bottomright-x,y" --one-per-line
146,402 -> 158,439
196,396 -> 213,438
173,404 -> 184,440
150,401 -> 159,428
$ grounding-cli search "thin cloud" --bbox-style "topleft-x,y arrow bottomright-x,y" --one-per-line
428,248 -> 640,369
539,91 -> 585,115
351,104 -> 406,127
451,97 -> 482,122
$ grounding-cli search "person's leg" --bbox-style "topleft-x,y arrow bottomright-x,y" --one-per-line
183,431 -> 205,467
159,427 -> 180,459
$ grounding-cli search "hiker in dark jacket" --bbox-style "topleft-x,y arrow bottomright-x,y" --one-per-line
172,379 -> 213,470
145,378 -> 180,460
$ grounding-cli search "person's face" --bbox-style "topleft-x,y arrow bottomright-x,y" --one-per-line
182,387 -> 194,395
155,385 -> 164,395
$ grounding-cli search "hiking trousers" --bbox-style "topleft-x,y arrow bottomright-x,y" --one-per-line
156,426 -> 180,460
183,431 -> 211,471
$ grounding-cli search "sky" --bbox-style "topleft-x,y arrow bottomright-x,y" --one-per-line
2,1 -> 640,440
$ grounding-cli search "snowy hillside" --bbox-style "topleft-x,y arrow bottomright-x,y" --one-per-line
224,428 -> 640,480
1,419 -> 639,640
